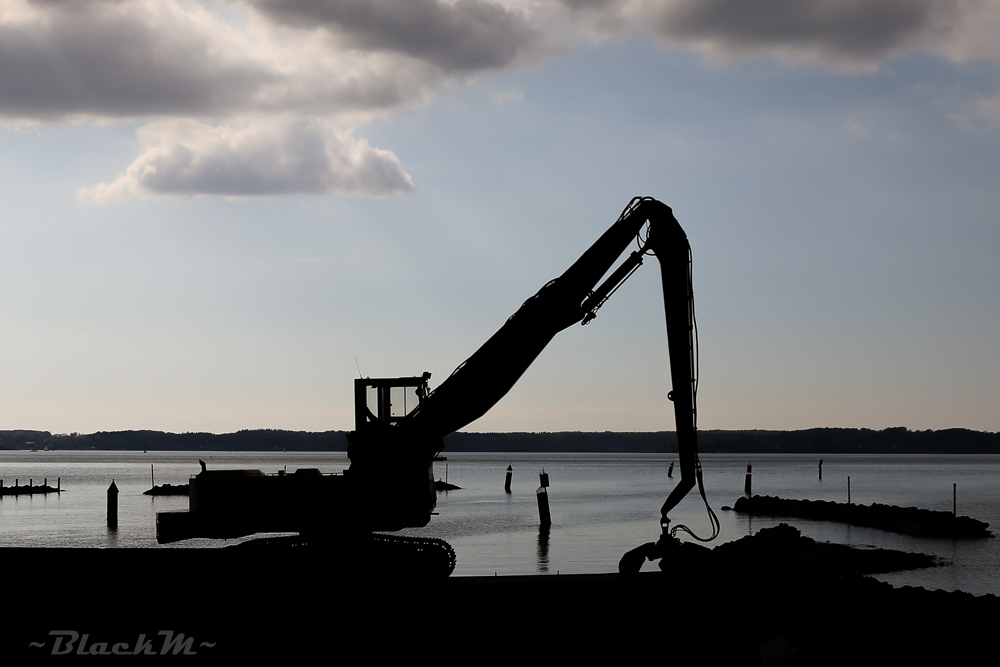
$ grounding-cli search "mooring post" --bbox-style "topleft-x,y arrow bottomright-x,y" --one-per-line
667,461 -> 674,478
536,470 -> 551,527
504,464 -> 513,493
57,477 -> 61,492
107,480 -> 119,530
953,483 -> 957,517
744,464 -> 753,497
151,464 -> 155,489
818,459 -> 823,480
847,476 -> 851,505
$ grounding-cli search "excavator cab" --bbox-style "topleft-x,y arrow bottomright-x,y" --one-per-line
347,372 -> 438,531
354,372 -> 431,432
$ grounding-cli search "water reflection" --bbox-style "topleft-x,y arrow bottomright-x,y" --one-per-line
536,526 -> 550,572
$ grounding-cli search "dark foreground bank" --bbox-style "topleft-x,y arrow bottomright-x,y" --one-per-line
6,528 -> 995,666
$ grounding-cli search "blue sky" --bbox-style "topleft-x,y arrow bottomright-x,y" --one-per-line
1,0 -> 998,435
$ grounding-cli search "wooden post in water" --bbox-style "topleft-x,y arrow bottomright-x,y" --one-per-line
536,470 -> 551,527
667,461 -> 674,478
57,477 -> 61,492
818,459 -> 823,480
744,464 -> 753,497
107,480 -> 119,530
954,483 -> 957,516
151,465 -> 155,489
504,464 -> 513,493
847,476 -> 851,505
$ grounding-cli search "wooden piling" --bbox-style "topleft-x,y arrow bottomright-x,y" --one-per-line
818,459 -> 823,480
536,470 -> 551,527
504,464 -> 512,493
744,464 -> 752,497
107,480 -> 119,530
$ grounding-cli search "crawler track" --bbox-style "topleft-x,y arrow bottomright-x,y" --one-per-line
231,532 -> 457,577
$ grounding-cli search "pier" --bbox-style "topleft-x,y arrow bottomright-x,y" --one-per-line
0,479 -> 61,497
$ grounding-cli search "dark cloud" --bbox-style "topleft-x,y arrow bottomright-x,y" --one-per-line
0,2 -> 269,119
254,0 -> 537,71
653,0 -> 945,61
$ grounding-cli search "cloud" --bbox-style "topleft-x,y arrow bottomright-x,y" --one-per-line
977,95 -> 1000,125
3,0 -> 999,123
253,0 -> 539,72
643,0 -> 1000,69
2,0 -> 999,198
79,118 -> 412,200
0,0 -> 452,122
0,0 -> 270,120
494,87 -> 524,104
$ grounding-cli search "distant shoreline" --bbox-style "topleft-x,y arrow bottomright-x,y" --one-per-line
2,426 -> 999,454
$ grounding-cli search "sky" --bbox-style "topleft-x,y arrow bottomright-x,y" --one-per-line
0,0 -> 999,435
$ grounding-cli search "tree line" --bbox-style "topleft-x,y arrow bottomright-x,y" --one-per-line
1,426 -> 999,453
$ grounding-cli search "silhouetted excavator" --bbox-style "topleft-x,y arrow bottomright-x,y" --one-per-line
156,197 -> 718,575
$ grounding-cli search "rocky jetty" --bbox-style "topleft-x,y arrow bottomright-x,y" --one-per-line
733,494 -> 992,539
712,522 -> 938,575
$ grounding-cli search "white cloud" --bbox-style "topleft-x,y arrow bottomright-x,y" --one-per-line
79,117 -> 413,200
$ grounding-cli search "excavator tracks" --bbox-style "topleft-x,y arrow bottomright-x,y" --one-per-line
231,532 -> 457,578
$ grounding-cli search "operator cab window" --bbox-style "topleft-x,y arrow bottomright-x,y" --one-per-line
355,373 -> 431,430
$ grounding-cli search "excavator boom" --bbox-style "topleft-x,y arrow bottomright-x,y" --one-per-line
348,196 -> 705,534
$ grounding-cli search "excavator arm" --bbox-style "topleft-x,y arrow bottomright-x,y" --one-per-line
349,197 -> 715,546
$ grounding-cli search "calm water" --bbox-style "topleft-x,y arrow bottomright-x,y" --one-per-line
2,451 -> 998,595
